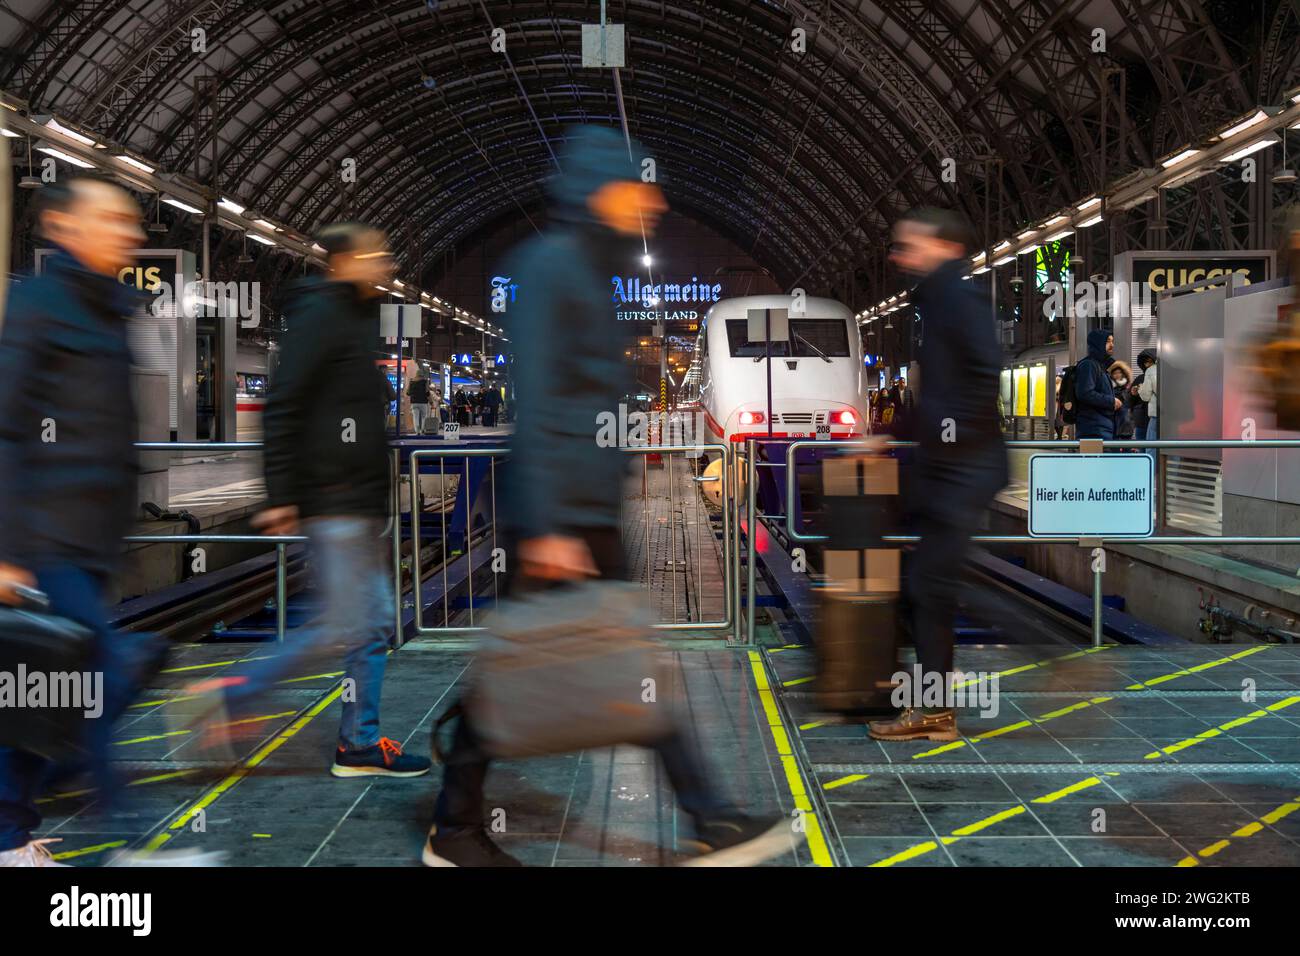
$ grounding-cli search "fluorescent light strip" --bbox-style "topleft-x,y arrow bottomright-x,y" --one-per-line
0,128 -> 17,138
219,197 -> 247,215
37,146 -> 94,169
1161,148 -> 1201,168
248,233 -> 276,246
992,255 -> 1016,266
1218,109 -> 1269,140
1222,137 -> 1278,163
117,155 -> 155,174
1043,228 -> 1075,242
39,117 -> 96,147
162,197 -> 203,215
1077,214 -> 1105,228
1043,215 -> 1068,227
1076,197 -> 1102,211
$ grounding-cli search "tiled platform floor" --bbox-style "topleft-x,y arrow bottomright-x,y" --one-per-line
765,640 -> 1300,867
31,631 -> 1300,867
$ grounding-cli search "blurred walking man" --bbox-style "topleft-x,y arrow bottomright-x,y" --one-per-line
425,126 -> 791,867
871,208 -> 1008,742
185,223 -> 429,780
0,176 -> 166,866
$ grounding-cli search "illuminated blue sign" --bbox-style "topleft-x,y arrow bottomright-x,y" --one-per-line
453,353 -> 475,365
495,353 -> 506,365
611,276 -> 722,308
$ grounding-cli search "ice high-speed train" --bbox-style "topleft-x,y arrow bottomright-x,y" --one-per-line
681,295 -> 867,443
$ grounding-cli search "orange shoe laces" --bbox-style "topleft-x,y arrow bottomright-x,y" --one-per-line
377,737 -> 404,765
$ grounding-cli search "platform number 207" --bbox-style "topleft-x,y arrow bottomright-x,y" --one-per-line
442,421 -> 460,439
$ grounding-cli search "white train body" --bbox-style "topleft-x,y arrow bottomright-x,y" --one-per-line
684,295 -> 866,443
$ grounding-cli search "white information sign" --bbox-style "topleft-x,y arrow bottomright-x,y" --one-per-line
1028,454 -> 1154,538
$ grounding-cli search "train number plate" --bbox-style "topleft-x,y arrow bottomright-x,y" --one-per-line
815,424 -> 831,440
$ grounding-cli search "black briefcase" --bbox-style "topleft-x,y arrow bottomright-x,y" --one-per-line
0,588 -> 98,761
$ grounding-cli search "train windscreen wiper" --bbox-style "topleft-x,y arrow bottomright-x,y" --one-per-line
794,331 -> 833,363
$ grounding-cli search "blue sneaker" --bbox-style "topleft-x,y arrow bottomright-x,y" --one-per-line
331,737 -> 431,778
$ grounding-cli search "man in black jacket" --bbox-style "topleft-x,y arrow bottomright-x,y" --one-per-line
1074,328 -> 1121,440
870,208 -> 1008,743
185,223 -> 428,779
0,176 -> 165,866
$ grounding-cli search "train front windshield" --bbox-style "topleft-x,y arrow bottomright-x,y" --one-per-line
725,318 -> 851,358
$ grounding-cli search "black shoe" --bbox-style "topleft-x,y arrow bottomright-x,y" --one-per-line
331,737 -> 431,778
681,814 -> 797,867
422,825 -> 523,867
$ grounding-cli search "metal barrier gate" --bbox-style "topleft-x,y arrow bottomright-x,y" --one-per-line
749,437 -> 1300,647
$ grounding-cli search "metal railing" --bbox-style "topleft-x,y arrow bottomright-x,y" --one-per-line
759,438 -> 1300,647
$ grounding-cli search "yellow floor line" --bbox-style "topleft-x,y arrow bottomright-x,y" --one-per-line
142,685 -> 345,854
50,839 -> 127,861
747,650 -> 834,867
159,655 -> 272,674
822,774 -> 869,790
1124,645 -> 1269,690
782,676 -> 815,687
799,720 -> 829,731
278,671 -> 345,683
1177,795 -> 1300,867
1144,696 -> 1300,759
952,645 -> 1111,690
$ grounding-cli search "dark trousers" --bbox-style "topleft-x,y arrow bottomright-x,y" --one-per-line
905,515 -> 973,695
433,527 -> 730,832
0,564 -> 163,850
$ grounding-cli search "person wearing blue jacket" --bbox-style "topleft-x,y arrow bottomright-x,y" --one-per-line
1074,328 -> 1122,440
0,176 -> 169,866
425,125 -> 789,868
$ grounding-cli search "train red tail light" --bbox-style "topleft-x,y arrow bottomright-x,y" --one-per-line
836,410 -> 857,425
738,411 -> 764,425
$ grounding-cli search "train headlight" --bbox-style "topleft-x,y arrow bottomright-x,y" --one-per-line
836,410 -> 857,426
738,411 -> 764,425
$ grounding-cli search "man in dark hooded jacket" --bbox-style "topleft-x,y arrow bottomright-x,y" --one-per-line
1074,328 -> 1121,440
425,125 -> 789,868
869,208 -> 1008,743
0,176 -> 170,865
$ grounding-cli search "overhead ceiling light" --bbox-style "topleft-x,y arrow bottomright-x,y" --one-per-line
970,252 -> 986,264
1076,196 -> 1102,212
1020,244 -> 1041,255
36,146 -> 94,168
642,253 -> 653,267
162,196 -> 203,215
1217,109 -> 1270,140
1043,228 -> 1075,243
1221,136 -> 1279,163
1077,213 -> 1105,228
33,115 -> 97,147
248,233 -> 276,246
971,265 -> 991,275
392,279 -> 404,288
992,254 -> 1016,267
1115,189 -> 1158,211
0,128 -> 18,139
115,154 -> 155,174
310,242 -> 326,254
1016,228 -> 1037,240
253,218 -> 278,231
1043,214 -> 1068,227
219,197 -> 247,215
993,240 -> 1012,252
1160,147 -> 1201,168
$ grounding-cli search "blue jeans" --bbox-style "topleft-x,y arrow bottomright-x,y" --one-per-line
1142,417 -> 1158,462
0,565 -> 163,851
223,516 -> 391,751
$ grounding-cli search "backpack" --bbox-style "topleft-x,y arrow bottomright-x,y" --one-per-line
1058,364 -> 1080,424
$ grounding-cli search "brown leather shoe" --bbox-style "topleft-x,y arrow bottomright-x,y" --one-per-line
868,708 -> 958,742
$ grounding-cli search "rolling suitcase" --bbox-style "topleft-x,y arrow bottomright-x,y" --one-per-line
0,587 -> 97,761
815,452 -> 904,716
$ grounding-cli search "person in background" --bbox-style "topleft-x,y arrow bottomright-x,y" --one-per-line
1110,360 -> 1135,442
481,386 -> 503,427
0,176 -> 177,867
1135,348 -> 1158,454
408,372 -> 432,435
870,207 -> 1007,743
453,387 -> 470,427
1053,373 -> 1066,440
1073,328 -> 1121,441
183,222 -> 429,780
425,125 -> 789,868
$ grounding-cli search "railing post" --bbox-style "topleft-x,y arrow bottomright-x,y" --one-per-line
745,439 -> 757,645
1091,548 -> 1104,648
275,541 -> 287,644
392,446 -> 404,646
